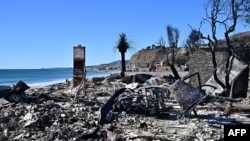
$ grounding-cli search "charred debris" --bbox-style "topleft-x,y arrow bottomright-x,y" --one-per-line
0,59 -> 249,140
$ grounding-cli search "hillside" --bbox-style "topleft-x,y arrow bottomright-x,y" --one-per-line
128,46 -> 189,68
128,31 -> 250,69
89,31 -> 250,71
218,31 -> 250,47
128,47 -> 168,67
89,60 -> 129,70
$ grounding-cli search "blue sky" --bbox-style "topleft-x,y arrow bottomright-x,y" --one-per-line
0,0 -> 249,69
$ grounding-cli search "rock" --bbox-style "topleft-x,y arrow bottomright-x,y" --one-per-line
125,82 -> 140,89
96,96 -> 111,105
0,98 -> 10,106
145,77 -> 164,85
23,112 -> 32,121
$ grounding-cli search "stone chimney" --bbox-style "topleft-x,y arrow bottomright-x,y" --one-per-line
73,45 -> 86,87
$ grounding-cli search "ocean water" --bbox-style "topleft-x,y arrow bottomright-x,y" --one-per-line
0,69 -> 112,86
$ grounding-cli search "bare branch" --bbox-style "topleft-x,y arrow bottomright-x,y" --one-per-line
166,25 -> 180,64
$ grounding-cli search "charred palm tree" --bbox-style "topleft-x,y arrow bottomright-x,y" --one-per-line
115,33 -> 132,77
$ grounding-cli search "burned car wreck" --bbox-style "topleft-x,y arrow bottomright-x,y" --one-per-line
0,57 -> 249,140
99,63 -> 244,125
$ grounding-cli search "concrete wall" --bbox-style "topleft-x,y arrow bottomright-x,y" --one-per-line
187,47 -> 250,97
187,48 -> 227,86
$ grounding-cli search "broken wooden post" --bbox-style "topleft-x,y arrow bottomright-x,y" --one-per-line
73,45 -> 86,87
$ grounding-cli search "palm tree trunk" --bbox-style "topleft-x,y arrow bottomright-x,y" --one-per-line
120,52 -> 126,77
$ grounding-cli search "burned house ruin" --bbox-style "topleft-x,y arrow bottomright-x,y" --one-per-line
188,47 -> 250,98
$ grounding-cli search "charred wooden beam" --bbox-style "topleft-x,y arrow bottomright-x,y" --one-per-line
170,64 -> 180,79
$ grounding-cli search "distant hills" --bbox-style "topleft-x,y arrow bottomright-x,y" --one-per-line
128,31 -> 250,67
87,60 -> 129,70
217,31 -> 250,47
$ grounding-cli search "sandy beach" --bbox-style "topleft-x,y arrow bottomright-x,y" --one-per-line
1,73 -> 250,140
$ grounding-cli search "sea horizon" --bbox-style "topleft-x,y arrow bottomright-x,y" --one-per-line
0,68 -> 113,87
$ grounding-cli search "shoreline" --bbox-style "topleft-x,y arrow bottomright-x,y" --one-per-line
0,70 -> 115,87
28,79 -> 71,87
28,71 -> 115,88
2,69 -> 190,90
28,70 -> 190,88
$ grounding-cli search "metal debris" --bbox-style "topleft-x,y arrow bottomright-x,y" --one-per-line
0,67 -> 249,140
0,81 -> 39,104
203,57 -> 249,98
99,64 -> 247,125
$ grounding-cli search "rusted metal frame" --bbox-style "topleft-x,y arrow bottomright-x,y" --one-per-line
114,87 -> 161,114
137,86 -> 169,109
133,86 -> 166,113
139,87 -> 155,111
170,65 -> 203,120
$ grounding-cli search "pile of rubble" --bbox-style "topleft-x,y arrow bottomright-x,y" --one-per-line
0,73 -> 249,141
